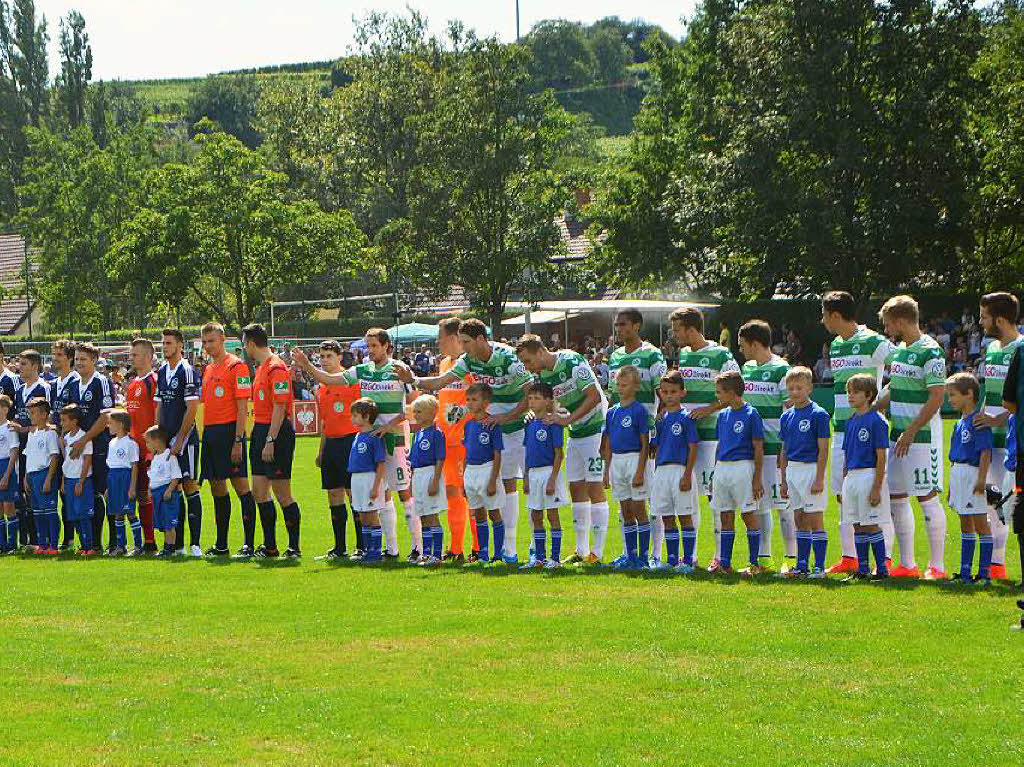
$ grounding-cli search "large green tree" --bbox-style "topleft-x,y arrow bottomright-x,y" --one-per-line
185,74 -> 262,149
55,9 -> 91,128
525,19 -> 595,89
1,0 -> 48,125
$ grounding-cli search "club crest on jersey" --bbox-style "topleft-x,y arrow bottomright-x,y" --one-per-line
1004,355 -> 1013,365
536,429 -> 547,442
419,438 -> 431,451
333,402 -> 343,413
852,344 -> 861,354
171,378 -> 179,389
671,422 -> 683,436
799,419 -> 811,432
116,447 -> 127,459
961,429 -> 972,443
83,390 -> 92,402
357,442 -> 367,453
908,353 -> 917,364
700,357 -> 710,367
273,380 -> 289,394
479,432 -> 491,445
215,386 -> 225,398
858,428 -> 870,441
762,371 -> 771,381
103,396 -> 113,408
733,421 -> 744,434
622,416 -> 633,428
258,391 -> 265,401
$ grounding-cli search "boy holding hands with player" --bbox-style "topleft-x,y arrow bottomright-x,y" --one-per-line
409,394 -> 446,566
61,404 -> 95,555
348,398 -> 388,564
522,382 -> 568,570
106,410 -> 143,556
145,426 -> 182,558
462,383 -> 505,567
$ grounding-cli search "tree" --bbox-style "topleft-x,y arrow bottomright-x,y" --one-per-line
184,74 -> 262,149
525,19 -> 595,89
588,25 -> 631,84
55,9 -> 91,128
1,0 -> 48,125
110,129 -> 367,334
0,52 -> 26,227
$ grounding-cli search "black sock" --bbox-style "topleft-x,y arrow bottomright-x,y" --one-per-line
1017,532 -> 1024,584
239,492 -> 257,549
353,515 -> 363,552
19,503 -> 35,545
213,494 -> 231,550
257,501 -> 277,551
176,495 -> 186,549
107,512 -> 116,549
282,502 -> 301,551
92,494 -> 106,549
186,492 -> 202,547
60,496 -> 73,546
330,504 -> 346,552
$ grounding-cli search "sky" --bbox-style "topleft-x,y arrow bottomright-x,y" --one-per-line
34,1 -> 697,81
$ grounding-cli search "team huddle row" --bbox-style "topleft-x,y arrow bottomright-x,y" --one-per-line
0,291 -> 1021,582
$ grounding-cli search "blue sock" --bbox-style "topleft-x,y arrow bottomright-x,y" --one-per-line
476,521 -> 489,560
433,526 -> 444,558
665,528 -> 680,566
812,531 -> 828,571
960,533 -> 976,579
6,516 -> 19,550
33,511 -> 47,549
638,523 -> 651,561
533,528 -> 546,561
746,529 -> 761,567
720,530 -> 735,570
551,529 -> 562,561
795,530 -> 811,572
371,525 -> 383,556
682,528 -> 696,566
624,524 -> 638,560
855,533 -> 870,574
78,521 -> 92,550
977,534 -> 992,579
362,524 -> 372,553
870,533 -> 887,575
115,519 -> 126,550
0,517 -> 8,550
491,521 -> 505,559
128,515 -> 143,548
49,512 -> 60,549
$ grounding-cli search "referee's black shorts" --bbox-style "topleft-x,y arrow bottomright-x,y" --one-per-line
321,434 -> 354,490
200,422 -> 248,482
250,420 -> 295,480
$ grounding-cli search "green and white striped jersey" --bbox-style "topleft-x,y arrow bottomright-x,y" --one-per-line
536,349 -> 606,439
340,361 -> 406,426
983,336 -> 1023,448
450,342 -> 531,434
888,334 -> 946,443
741,355 -> 789,456
829,327 -> 894,433
608,341 -> 666,419
677,343 -> 740,442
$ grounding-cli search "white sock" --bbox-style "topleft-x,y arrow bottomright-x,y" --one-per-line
572,501 -> 591,557
839,519 -> 856,558
404,502 -> 422,554
382,500 -> 399,555
880,518 -> 894,561
502,492 -> 519,558
692,505 -> 701,565
778,508 -> 797,558
891,497 -> 915,568
712,506 -> 721,560
921,496 -> 946,572
989,504 -> 1008,565
650,514 -> 664,561
759,511 -> 773,558
590,501 -> 609,558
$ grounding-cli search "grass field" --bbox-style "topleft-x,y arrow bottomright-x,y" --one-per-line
2,421 -> 1023,766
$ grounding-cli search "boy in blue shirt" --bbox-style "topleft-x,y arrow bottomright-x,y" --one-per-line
409,395 -> 446,566
1003,414 -> 1017,533
710,370 -> 764,575
778,367 -> 832,578
946,373 -> 993,584
649,371 -> 699,572
840,374 -> 891,581
521,382 -> 568,570
348,398 -> 387,564
601,367 -> 652,570
461,383 -> 506,566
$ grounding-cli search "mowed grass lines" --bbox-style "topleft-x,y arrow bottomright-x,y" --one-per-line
0,422 -> 1022,767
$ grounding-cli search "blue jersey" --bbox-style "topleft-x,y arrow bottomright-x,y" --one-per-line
156,359 -> 200,443
715,403 -> 764,461
842,410 -> 889,470
14,379 -> 50,449
779,402 -> 831,464
50,371 -> 80,427
0,369 -> 18,401
74,372 -> 116,453
463,418 -> 504,465
410,425 -> 446,469
949,412 -> 992,467
604,401 -> 651,454
1007,415 -> 1017,472
348,431 -> 386,474
525,419 -> 563,469
652,409 -> 698,467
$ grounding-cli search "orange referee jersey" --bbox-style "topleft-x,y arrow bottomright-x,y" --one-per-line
126,371 -> 157,458
436,356 -> 471,446
317,382 -> 359,438
253,355 -> 293,424
201,353 -> 252,426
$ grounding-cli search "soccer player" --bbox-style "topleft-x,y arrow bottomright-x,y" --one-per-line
711,370 -> 764,575
840,374 -> 891,581
105,410 -> 142,556
738,319 -> 792,571
601,366 -> 652,570
23,397 -> 59,554
199,322 -> 258,557
521,382 -> 567,570
294,329 -> 416,560
820,291 -> 895,574
243,323 -> 302,559
974,291 -> 1021,581
13,349 -> 49,548
0,395 -> 19,552
608,309 -> 667,564
408,394 -> 446,565
70,342 -> 116,553
670,305 -> 741,569
516,335 -> 607,565
60,404 -> 95,554
145,425 -> 182,558
945,373 -> 994,585
314,340 -> 361,560
348,398 -> 387,563
649,371 -> 699,572
50,339 -> 80,548
125,339 -> 158,552
777,366 -> 831,578
154,329 -> 202,556
398,319 -> 530,564
876,295 -> 948,580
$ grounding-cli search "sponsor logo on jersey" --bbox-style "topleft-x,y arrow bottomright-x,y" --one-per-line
273,380 -> 289,394
359,380 -> 402,392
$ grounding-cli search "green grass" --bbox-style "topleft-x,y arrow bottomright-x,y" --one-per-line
1,421 -> 1022,766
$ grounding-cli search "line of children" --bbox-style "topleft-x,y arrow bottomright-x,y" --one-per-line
522,382 -> 567,570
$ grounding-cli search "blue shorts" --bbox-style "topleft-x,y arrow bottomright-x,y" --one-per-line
151,484 -> 180,531
62,476 -> 94,521
106,467 -> 135,516
0,457 -> 17,503
27,470 -> 58,512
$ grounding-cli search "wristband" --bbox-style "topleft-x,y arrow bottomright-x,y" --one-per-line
266,437 -> 276,443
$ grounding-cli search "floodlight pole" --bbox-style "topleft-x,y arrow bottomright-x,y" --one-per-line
516,0 -> 520,42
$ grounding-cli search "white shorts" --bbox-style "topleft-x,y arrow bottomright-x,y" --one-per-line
758,459 -> 785,512
650,465 -> 699,518
1002,472 -> 1018,528
386,446 -> 411,492
711,460 -> 758,513
887,441 -> 942,496
830,439 -> 844,496
694,441 -> 716,497
988,449 -> 1008,488
609,452 -> 651,501
840,468 -> 891,526
500,429 -> 525,481
526,466 -> 569,511
411,468 -> 448,516
351,472 -> 384,513
784,461 -> 827,513
949,463 -> 987,516
565,433 -> 604,483
464,462 -> 505,511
